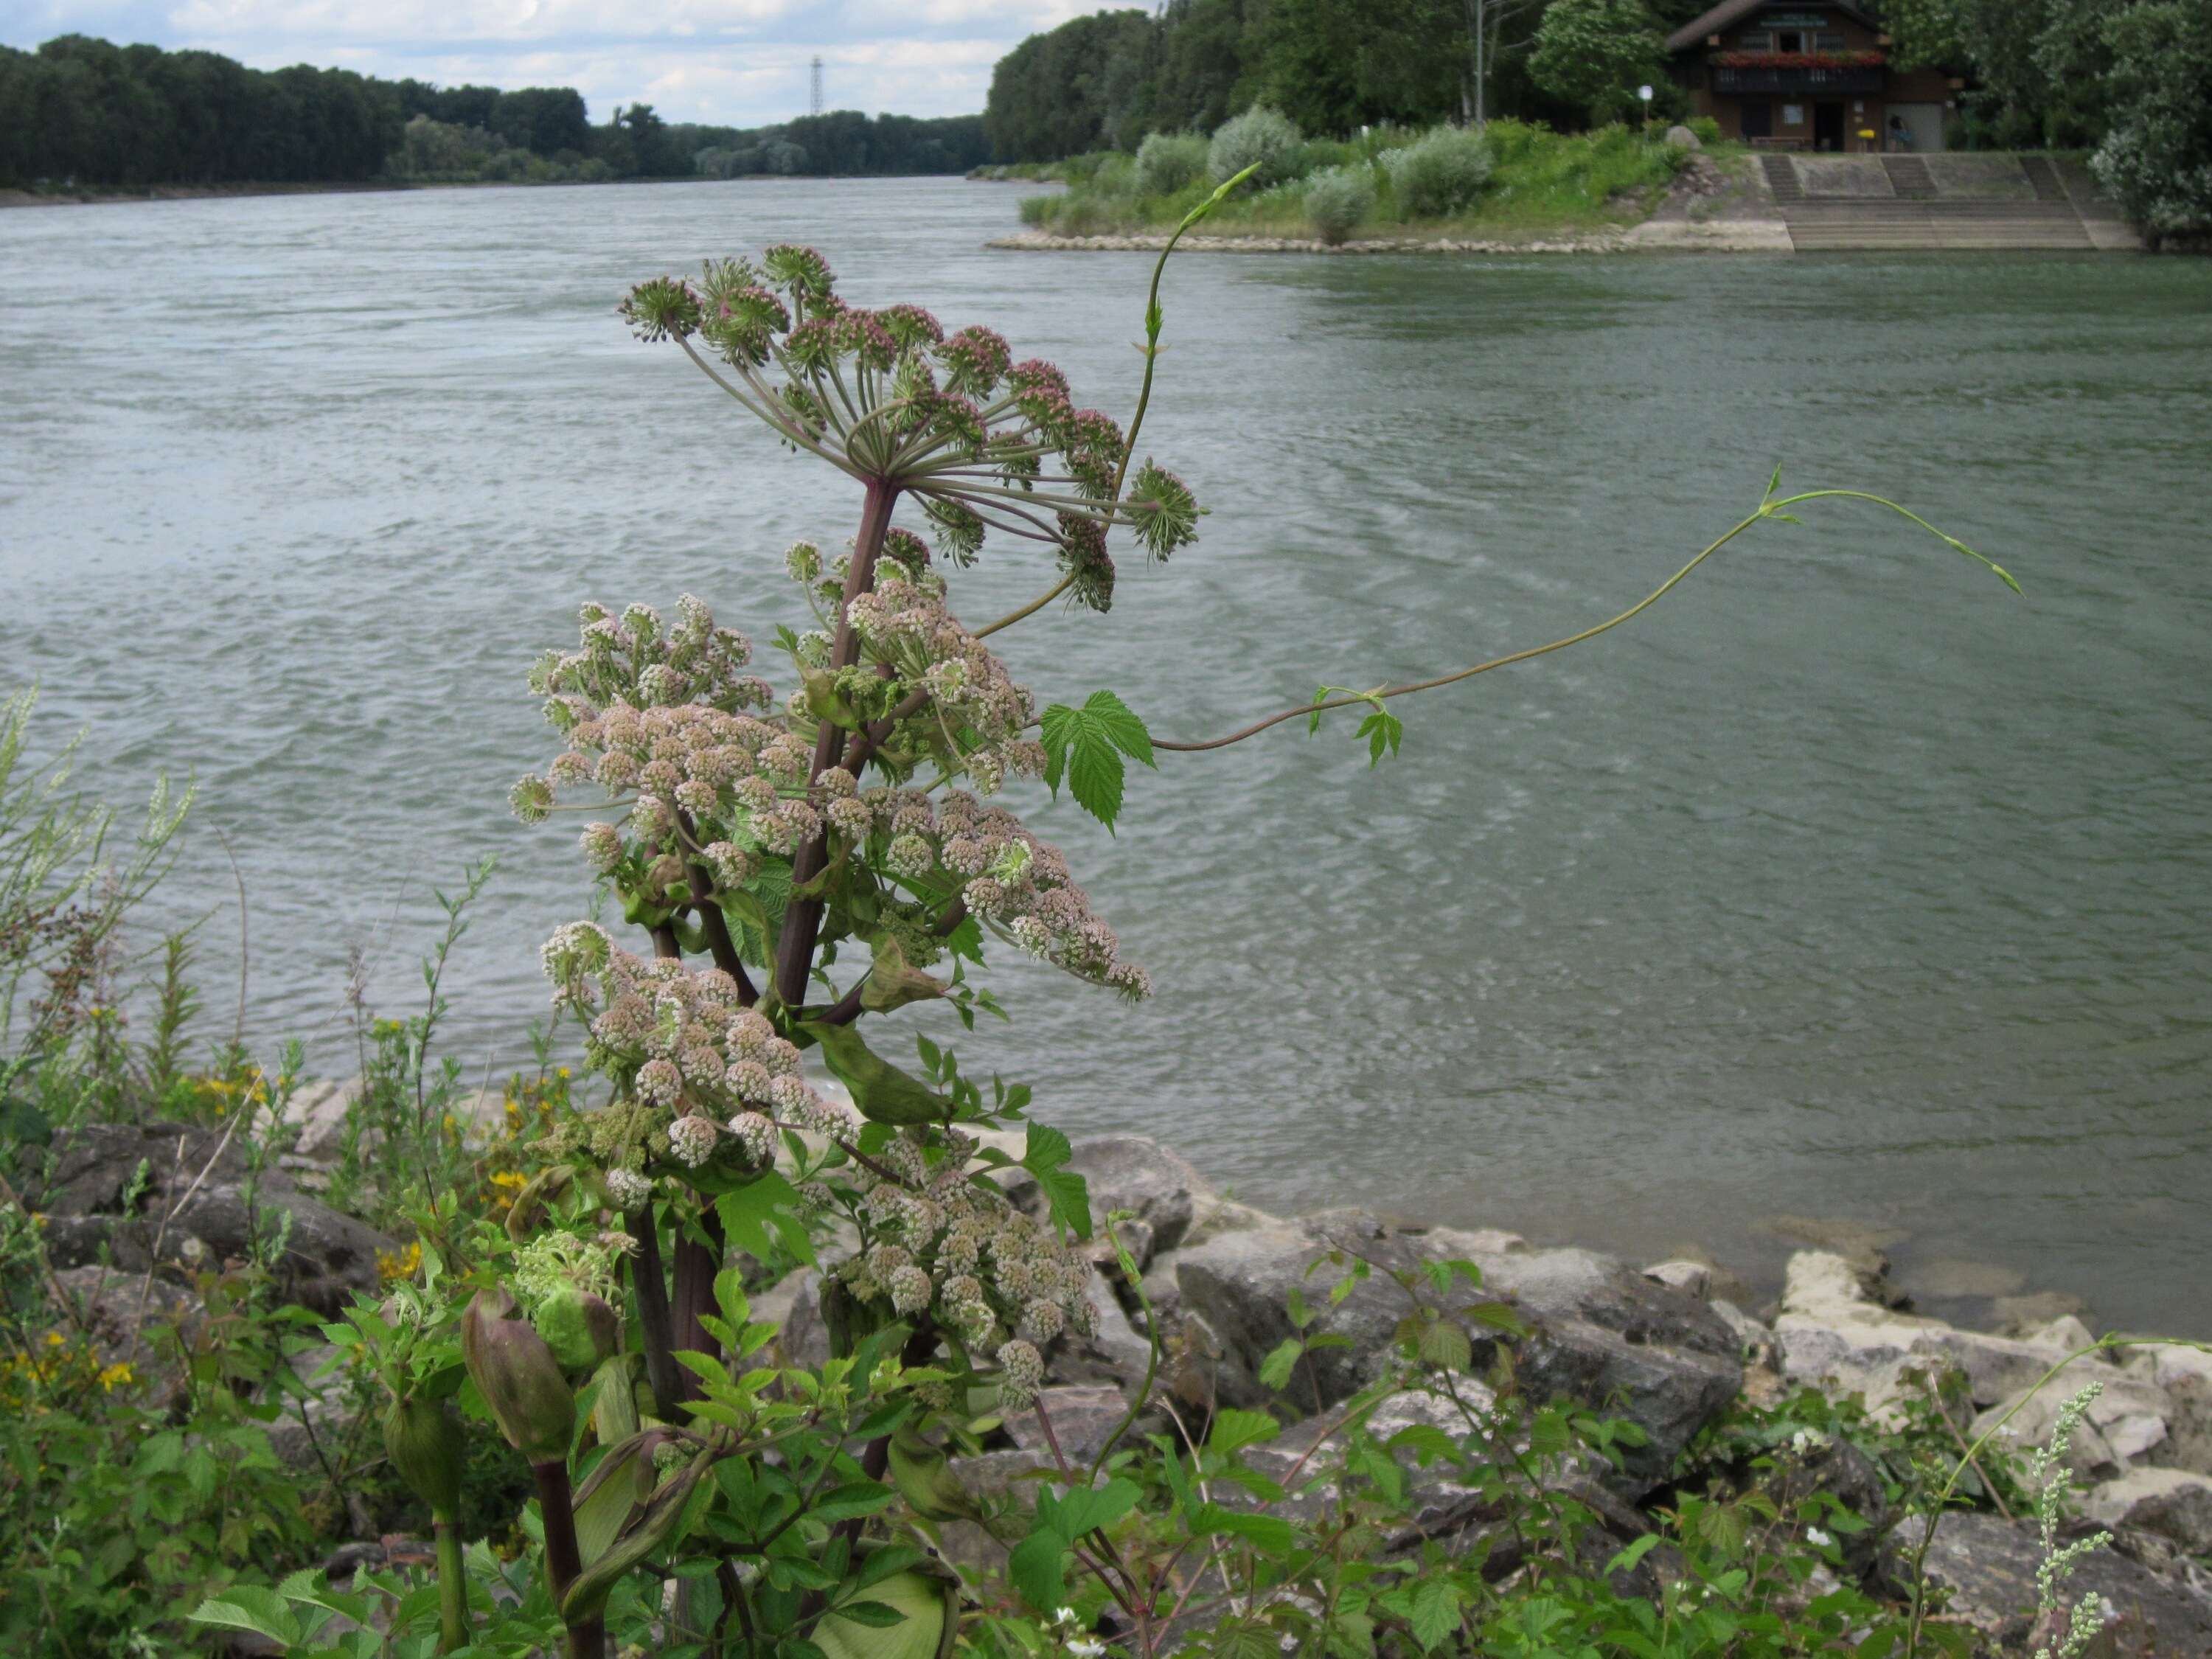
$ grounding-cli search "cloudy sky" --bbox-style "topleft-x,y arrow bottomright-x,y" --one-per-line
4,1 -> 1088,125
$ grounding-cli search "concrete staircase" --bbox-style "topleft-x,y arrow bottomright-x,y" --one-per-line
2018,154 -> 2070,203
1760,154 -> 1804,203
1881,156 -> 1936,199
1779,199 -> 2095,250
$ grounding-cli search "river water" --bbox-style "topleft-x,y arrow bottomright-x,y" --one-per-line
5,178 -> 2209,1332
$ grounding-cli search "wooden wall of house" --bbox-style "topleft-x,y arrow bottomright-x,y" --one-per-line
1670,7 -> 1960,153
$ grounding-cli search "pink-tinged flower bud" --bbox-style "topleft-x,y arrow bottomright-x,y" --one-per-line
381,1394 -> 465,1519
461,1287 -> 576,1462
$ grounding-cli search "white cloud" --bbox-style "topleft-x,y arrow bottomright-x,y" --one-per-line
6,0 -> 1082,123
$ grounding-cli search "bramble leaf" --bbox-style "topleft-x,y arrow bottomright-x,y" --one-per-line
1008,1529 -> 1068,1612
1409,1578 -> 1464,1652
189,1589 -> 302,1646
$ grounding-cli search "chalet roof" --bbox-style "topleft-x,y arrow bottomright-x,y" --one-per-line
1666,0 -> 1879,55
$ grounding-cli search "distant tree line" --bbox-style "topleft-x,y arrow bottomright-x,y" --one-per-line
981,0 -> 1719,158
0,35 -> 990,189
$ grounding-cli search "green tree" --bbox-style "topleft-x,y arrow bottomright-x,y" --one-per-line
984,9 -> 1158,159
2091,1 -> 2212,243
1152,0 -> 1262,132
493,86 -> 590,156
1258,0 -> 1472,132
1527,0 -> 1668,125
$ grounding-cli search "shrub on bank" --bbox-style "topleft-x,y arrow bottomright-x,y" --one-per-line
1208,103 -> 1302,186
1135,129 -> 1208,195
1305,164 -> 1377,243
1020,116 -> 1691,237
1382,126 -> 1495,218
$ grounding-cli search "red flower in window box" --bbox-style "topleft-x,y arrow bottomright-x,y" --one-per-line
1711,49 -> 1886,69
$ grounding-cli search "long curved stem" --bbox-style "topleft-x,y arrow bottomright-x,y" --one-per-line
976,574 -> 1077,638
1154,490 -> 2018,754
974,172 -> 1253,643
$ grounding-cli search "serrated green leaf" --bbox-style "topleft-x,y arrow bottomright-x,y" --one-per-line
1036,1166 -> 1092,1242
1257,1339 -> 1302,1392
1408,1578 -> 1463,1652
1416,1319 -> 1473,1374
1604,1533 -> 1663,1577
1207,1408 -> 1281,1457
1357,709 -> 1403,768
1039,690 -> 1154,832
1194,1503 -> 1295,1553
716,1172 -> 816,1267
1007,1530 -> 1068,1612
189,1587 -> 302,1645
1023,1121 -> 1072,1173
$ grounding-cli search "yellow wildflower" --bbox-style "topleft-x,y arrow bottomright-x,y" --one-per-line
376,1240 -> 423,1284
97,1362 -> 133,1391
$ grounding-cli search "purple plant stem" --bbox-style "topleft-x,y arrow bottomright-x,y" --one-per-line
772,476 -> 900,1008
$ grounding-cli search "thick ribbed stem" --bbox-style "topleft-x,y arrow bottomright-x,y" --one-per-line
626,1206 -> 682,1420
669,1197 -> 728,1402
432,1517 -> 467,1652
532,1460 -> 605,1659
773,476 -> 899,1007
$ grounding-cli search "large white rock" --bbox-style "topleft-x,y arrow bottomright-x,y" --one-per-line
1773,1251 -> 2099,1412
2084,1467 -> 2212,1554
1970,1371 -> 2176,1478
2124,1341 -> 2212,1475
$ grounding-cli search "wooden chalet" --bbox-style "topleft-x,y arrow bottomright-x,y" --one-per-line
1666,0 -> 1958,153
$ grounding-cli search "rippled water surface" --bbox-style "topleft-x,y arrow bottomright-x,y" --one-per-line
6,178 -> 2209,1332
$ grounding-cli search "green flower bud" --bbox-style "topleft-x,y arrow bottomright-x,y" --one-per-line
532,1287 -> 621,1374
462,1287 -> 576,1463
380,1394 -> 465,1520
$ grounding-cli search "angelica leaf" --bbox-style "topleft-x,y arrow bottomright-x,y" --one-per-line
717,1172 -> 816,1267
1040,689 -> 1155,832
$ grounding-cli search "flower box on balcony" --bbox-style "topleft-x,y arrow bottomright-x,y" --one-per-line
1711,49 -> 1885,69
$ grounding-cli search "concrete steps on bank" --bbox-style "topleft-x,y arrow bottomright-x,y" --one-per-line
1780,200 -> 2094,251
1880,156 -> 1935,199
2017,154 -> 2070,203
1760,155 -> 1804,204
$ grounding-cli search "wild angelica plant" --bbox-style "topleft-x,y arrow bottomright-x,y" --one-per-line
411,184 -> 2024,1658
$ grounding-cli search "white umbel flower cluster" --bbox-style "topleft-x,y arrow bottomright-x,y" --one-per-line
540,923 -> 860,1172
824,1132 -> 1096,1392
